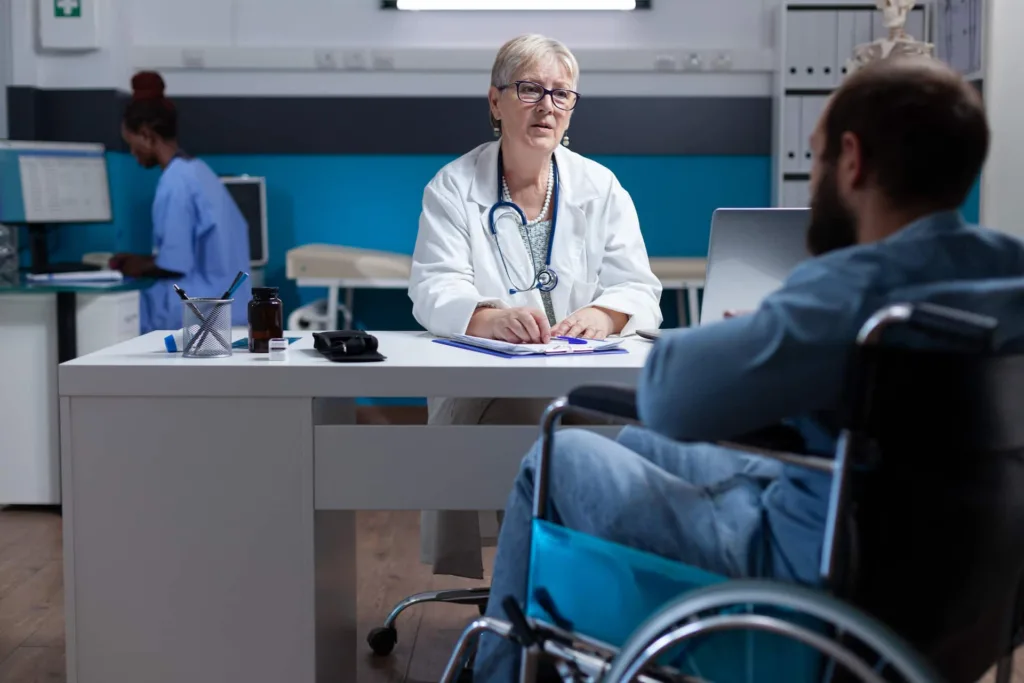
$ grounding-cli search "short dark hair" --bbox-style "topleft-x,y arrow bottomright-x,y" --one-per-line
822,58 -> 988,210
123,71 -> 178,140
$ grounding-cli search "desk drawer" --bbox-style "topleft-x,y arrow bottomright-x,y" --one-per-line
314,425 -> 621,511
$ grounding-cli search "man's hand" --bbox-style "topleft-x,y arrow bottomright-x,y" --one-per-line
467,306 -> 551,344
551,306 -> 622,340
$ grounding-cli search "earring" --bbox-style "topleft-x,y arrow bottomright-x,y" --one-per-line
561,134 -> 570,147
493,126 -> 501,138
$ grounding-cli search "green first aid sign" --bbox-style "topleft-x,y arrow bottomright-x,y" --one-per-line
55,0 -> 81,17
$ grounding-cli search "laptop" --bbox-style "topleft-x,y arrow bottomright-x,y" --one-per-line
638,208 -> 811,339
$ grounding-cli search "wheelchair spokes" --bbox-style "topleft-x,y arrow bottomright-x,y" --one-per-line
601,581 -> 942,683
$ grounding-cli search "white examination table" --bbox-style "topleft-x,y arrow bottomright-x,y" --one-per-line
285,244 -> 706,331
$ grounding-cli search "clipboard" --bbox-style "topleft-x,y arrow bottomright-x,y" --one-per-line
432,338 -> 629,359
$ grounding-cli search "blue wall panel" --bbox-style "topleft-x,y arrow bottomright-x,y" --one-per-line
47,152 -> 981,331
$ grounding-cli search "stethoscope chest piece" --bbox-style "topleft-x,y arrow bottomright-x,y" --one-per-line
537,267 -> 558,292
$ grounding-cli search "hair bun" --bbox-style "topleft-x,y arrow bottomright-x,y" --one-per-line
131,71 -> 166,101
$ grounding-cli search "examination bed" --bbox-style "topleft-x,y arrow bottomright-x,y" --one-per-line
285,244 -> 706,331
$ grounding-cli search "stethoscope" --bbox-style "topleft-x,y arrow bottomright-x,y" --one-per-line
487,148 -> 560,295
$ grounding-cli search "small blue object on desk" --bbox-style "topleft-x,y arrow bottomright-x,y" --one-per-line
232,337 -> 302,349
555,335 -> 588,345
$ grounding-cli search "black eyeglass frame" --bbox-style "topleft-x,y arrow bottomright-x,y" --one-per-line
498,80 -> 581,111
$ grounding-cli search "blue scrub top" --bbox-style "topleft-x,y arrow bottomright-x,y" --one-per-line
140,156 -> 253,333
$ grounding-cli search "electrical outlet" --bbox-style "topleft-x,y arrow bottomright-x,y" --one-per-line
653,55 -> 677,72
682,52 -> 703,71
712,52 -> 733,71
182,49 -> 205,68
371,52 -> 395,70
314,49 -> 338,70
343,51 -> 368,70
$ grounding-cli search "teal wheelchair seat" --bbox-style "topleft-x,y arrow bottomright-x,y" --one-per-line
526,518 -> 826,681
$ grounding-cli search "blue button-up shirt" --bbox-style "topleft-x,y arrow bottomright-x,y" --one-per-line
638,211 -> 1024,583
140,157 -> 252,333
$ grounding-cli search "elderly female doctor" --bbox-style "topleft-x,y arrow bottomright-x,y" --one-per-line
409,34 -> 663,579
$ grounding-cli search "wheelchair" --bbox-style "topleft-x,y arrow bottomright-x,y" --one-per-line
440,299 -> 1024,683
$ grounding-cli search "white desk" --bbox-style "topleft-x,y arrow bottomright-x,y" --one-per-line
58,330 -> 651,683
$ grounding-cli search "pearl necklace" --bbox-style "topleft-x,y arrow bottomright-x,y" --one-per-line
502,161 -> 554,226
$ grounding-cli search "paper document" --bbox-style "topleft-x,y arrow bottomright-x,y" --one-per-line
26,269 -> 123,283
450,334 -> 624,356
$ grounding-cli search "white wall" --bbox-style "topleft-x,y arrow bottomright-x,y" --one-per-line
11,0 -> 801,97
0,0 -> 11,137
980,0 -> 1023,238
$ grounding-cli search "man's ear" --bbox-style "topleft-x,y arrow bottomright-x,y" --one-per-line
839,131 -> 866,190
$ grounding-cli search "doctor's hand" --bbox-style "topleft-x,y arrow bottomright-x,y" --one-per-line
551,306 -> 624,340
467,306 -> 551,344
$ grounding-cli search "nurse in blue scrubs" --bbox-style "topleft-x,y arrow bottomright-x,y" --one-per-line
109,71 -> 252,334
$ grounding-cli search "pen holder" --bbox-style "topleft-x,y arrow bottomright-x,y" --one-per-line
181,298 -> 234,359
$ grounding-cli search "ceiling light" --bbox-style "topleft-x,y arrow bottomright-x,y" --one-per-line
395,0 -> 638,10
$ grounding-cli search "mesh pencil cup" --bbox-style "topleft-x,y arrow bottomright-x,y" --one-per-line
181,298 -> 234,358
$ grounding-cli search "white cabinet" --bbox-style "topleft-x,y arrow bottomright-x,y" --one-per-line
937,0 -> 984,76
775,3 -> 936,207
0,290 -> 140,504
799,96 -> 828,173
77,291 -> 141,356
782,96 -> 803,173
782,180 -> 811,208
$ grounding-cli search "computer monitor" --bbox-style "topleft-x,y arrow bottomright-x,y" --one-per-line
0,140 -> 112,224
0,140 -> 113,273
699,208 -> 811,325
220,175 -> 268,268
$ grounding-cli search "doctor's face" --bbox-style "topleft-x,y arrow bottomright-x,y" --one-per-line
490,56 -> 575,154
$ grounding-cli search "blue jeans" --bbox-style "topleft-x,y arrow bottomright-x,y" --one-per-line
474,425 -> 808,683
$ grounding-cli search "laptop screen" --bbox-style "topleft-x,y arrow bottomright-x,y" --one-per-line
699,208 -> 811,325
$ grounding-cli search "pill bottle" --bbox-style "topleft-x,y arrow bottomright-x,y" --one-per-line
248,287 -> 283,353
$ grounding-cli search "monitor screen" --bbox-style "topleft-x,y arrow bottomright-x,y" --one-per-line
0,141 -> 112,224
700,208 -> 811,325
221,176 -> 268,267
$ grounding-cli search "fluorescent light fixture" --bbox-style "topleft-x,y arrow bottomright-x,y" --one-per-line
396,0 -> 637,9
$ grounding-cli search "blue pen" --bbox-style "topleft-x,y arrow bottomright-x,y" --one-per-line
555,335 -> 588,345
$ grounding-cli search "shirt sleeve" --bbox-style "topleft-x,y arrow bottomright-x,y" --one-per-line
408,177 -> 506,337
637,258 -> 873,442
152,176 -> 199,276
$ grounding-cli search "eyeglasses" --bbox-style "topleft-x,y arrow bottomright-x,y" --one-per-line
499,80 -> 580,111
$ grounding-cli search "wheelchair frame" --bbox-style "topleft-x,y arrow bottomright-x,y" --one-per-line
440,303 -> 1008,683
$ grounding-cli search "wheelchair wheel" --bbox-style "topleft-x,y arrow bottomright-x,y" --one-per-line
600,580 -> 942,683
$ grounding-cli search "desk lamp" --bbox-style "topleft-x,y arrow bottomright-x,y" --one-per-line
848,0 -> 936,73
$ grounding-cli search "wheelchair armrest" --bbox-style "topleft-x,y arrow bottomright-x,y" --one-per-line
565,384 -> 639,422
858,302 -> 997,349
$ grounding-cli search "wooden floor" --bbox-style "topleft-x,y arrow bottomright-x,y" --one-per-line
0,506 -> 494,683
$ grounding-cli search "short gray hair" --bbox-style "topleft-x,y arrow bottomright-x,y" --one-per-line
489,34 -> 580,131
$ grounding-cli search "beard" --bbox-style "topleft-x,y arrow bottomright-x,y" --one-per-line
806,164 -> 858,257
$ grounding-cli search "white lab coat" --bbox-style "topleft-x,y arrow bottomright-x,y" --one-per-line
409,141 -> 663,337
